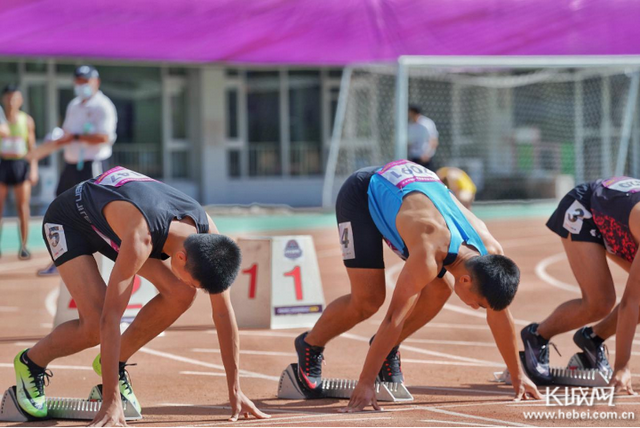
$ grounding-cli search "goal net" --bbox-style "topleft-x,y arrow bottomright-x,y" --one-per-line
322,57 -> 640,207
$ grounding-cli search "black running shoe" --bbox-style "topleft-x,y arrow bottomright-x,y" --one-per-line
370,336 -> 404,383
294,332 -> 324,391
573,327 -> 612,374
521,323 -> 554,383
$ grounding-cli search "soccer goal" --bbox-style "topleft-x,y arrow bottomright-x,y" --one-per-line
322,56 -> 640,208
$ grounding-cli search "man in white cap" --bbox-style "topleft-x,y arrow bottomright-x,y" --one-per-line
38,65 -> 118,276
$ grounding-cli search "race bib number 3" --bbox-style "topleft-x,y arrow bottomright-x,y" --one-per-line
378,160 -> 440,189
563,200 -> 592,235
95,166 -> 156,188
602,177 -> 640,194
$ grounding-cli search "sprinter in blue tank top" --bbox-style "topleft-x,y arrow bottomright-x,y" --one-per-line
294,160 -> 540,410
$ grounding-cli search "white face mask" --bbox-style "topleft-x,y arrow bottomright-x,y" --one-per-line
74,84 -> 93,100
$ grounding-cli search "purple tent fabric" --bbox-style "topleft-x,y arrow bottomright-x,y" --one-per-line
0,0 -> 639,64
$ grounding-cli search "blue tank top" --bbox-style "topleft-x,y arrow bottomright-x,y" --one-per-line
367,160 -> 487,274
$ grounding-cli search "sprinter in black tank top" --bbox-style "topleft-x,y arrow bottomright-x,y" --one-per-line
13,167 -> 270,425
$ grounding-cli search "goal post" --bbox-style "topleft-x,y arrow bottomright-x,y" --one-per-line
323,56 -> 640,208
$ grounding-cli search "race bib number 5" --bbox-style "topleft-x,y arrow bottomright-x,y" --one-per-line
378,160 -> 440,189
95,166 -> 156,188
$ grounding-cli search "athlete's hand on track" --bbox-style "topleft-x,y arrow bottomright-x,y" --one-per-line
89,399 -> 126,427
512,375 -> 542,401
610,368 -> 637,395
228,389 -> 270,422
339,382 -> 382,413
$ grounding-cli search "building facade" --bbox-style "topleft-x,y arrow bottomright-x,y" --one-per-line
0,59 -> 343,209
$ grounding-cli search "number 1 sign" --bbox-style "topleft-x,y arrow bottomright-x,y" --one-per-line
230,236 -> 326,329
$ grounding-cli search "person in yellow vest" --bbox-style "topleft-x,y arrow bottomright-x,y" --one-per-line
436,166 -> 477,209
0,84 -> 38,260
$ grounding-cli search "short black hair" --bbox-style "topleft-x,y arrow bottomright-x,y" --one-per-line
3,84 -> 19,95
465,254 -> 520,311
184,234 -> 242,294
408,105 -> 421,114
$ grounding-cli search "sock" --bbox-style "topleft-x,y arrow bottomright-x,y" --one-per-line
119,361 -> 127,372
21,350 -> 46,373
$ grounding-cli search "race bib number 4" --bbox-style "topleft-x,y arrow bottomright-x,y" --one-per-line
602,177 -> 640,193
95,166 -> 156,187
378,160 -> 440,189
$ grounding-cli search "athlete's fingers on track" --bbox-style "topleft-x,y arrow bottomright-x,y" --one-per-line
371,396 -> 382,411
248,405 -> 271,419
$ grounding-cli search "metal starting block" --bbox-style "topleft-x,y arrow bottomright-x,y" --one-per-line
492,352 -> 611,387
277,363 -> 413,402
0,384 -> 142,422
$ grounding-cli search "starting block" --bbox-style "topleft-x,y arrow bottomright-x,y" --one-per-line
0,384 -> 142,422
493,352 -> 611,387
277,363 -> 413,402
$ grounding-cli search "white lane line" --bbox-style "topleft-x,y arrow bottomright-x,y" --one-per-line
191,348 -> 296,357
0,363 -> 92,371
410,385 -> 510,396
342,333 -> 502,367
417,406 -> 533,427
45,286 -> 59,317
443,304 -> 531,327
178,413 -> 393,428
370,321 -> 491,330
402,338 -> 494,347
402,359 -> 493,367
205,330 -> 299,339
0,306 -> 18,312
139,347 -> 279,382
534,252 -> 580,293
180,371 -> 266,379
420,420 -> 499,427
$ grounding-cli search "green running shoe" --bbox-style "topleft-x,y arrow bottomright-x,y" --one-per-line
13,349 -> 51,418
92,354 -> 141,413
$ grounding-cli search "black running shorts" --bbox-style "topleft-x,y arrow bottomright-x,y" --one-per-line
546,182 -> 604,245
335,166 -> 385,269
42,186 -> 118,267
0,159 -> 29,185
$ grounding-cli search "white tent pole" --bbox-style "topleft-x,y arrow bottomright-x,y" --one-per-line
615,71 -> 640,176
395,58 -> 408,160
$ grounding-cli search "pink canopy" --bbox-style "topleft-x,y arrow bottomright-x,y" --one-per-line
0,0 -> 639,65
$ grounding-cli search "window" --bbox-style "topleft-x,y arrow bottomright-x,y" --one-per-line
226,89 -> 238,139
98,66 -> 163,177
289,70 -> 321,176
247,71 -> 281,176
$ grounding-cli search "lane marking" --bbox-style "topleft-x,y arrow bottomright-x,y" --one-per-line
139,347 -> 279,382
0,363 -> 92,371
402,359 -> 494,367
370,321 -> 491,330
248,416 -> 392,426
409,386 -> 510,396
191,348 -> 296,357
45,286 -> 59,317
403,338 -> 494,347
342,333 -> 503,367
180,371 -> 266,379
420,420 -> 499,427
417,406 -> 533,427
534,252 -> 580,293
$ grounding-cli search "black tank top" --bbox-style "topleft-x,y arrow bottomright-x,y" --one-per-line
74,166 -> 209,260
